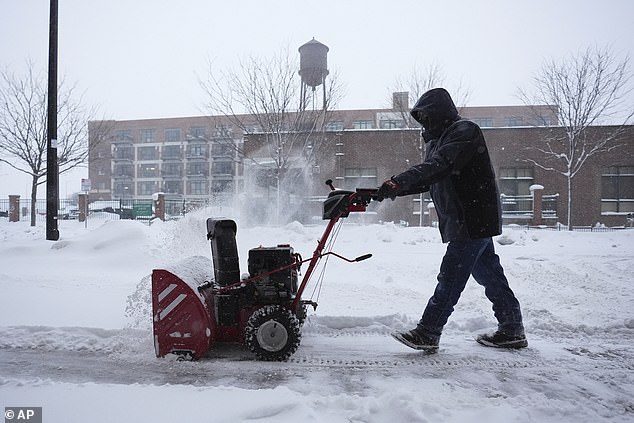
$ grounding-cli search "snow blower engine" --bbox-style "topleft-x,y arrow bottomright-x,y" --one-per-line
151,180 -> 377,361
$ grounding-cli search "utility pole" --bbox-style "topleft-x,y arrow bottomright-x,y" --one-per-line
46,0 -> 59,240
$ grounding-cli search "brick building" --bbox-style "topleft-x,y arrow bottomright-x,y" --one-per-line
277,125 -> 633,228
88,96 -> 633,227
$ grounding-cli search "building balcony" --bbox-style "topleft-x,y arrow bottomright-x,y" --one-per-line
162,172 -> 183,179
186,154 -> 209,161
111,139 -> 133,146
186,172 -> 209,179
112,173 -> 134,180
112,155 -> 134,162
162,154 -> 183,161
186,134 -> 209,142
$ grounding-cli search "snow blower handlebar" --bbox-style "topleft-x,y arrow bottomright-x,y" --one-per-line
325,179 -> 378,205
290,180 -> 377,311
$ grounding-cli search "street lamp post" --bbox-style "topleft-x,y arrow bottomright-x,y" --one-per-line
46,0 -> 59,241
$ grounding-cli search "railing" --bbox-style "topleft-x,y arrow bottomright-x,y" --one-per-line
500,194 -> 559,221
504,224 -> 630,232
0,198 -> 150,222
0,196 -> 226,223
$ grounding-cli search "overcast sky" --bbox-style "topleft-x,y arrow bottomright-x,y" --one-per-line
1,0 -> 634,197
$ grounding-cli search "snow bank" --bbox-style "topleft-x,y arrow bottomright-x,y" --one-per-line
1,217 -> 633,423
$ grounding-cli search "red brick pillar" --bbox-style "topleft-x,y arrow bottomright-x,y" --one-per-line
8,195 -> 20,222
154,193 -> 165,221
530,184 -> 544,226
78,193 -> 88,222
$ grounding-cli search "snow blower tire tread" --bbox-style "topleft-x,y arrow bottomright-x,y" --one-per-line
245,305 -> 301,361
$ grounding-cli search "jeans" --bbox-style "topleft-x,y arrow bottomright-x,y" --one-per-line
416,237 -> 524,340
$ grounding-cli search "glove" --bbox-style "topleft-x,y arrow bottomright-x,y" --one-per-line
376,178 -> 401,202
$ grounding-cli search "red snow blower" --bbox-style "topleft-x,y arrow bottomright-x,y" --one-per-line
151,180 -> 378,361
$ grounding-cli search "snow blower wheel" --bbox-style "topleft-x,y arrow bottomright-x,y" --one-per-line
245,305 -> 301,361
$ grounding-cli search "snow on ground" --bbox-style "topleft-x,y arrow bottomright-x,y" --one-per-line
0,209 -> 633,422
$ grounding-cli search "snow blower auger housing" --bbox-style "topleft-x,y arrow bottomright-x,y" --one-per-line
151,180 -> 377,361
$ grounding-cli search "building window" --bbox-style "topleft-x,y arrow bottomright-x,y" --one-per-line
138,181 -> 158,196
162,163 -> 182,177
505,116 -> 524,127
113,164 -> 133,178
344,168 -> 377,190
534,114 -> 557,126
189,126 -> 207,139
353,120 -> 373,129
138,164 -> 159,178
212,143 -> 233,157
188,162 -> 208,176
499,167 -> 534,195
140,129 -> 155,143
162,145 -> 181,160
115,129 -> 133,141
471,118 -> 494,127
601,166 -> 634,214
163,181 -> 182,195
138,146 -> 158,160
212,161 -> 233,175
379,119 -> 404,129
113,146 -> 134,160
113,182 -> 133,198
189,180 -> 207,195
243,123 -> 260,133
165,128 -> 181,142
188,144 -> 207,158
325,121 -> 344,131
213,125 -> 232,137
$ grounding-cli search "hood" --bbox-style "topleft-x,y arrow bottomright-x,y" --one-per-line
410,88 -> 460,140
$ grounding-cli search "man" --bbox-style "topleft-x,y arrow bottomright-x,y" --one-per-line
377,88 -> 527,352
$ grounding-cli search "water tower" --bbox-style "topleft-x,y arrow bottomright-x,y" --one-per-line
298,38 -> 329,110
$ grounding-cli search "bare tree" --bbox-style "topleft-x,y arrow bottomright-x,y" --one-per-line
389,63 -> 471,128
0,63 -> 109,226
200,46 -> 342,224
519,46 -> 634,230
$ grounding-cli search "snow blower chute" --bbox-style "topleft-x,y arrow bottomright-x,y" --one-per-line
151,180 -> 377,361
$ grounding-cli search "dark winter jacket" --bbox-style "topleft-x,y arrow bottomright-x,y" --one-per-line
392,88 -> 502,242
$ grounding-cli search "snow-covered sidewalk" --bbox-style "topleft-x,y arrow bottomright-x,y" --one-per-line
1,215 -> 633,422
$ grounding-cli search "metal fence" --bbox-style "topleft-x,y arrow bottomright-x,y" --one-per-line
0,193 -> 561,223
504,224 -> 631,232
500,194 -> 559,221
3,194 -> 629,231
0,198 -> 77,222
0,198 -> 205,223
0,192 -> 238,224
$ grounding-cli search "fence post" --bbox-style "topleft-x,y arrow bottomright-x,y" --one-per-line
9,195 -> 20,222
78,193 -> 87,222
154,192 -> 165,221
530,184 -> 544,226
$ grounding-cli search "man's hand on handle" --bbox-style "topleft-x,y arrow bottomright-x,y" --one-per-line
376,178 -> 402,202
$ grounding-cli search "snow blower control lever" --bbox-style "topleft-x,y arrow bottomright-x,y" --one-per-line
151,179 -> 377,361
